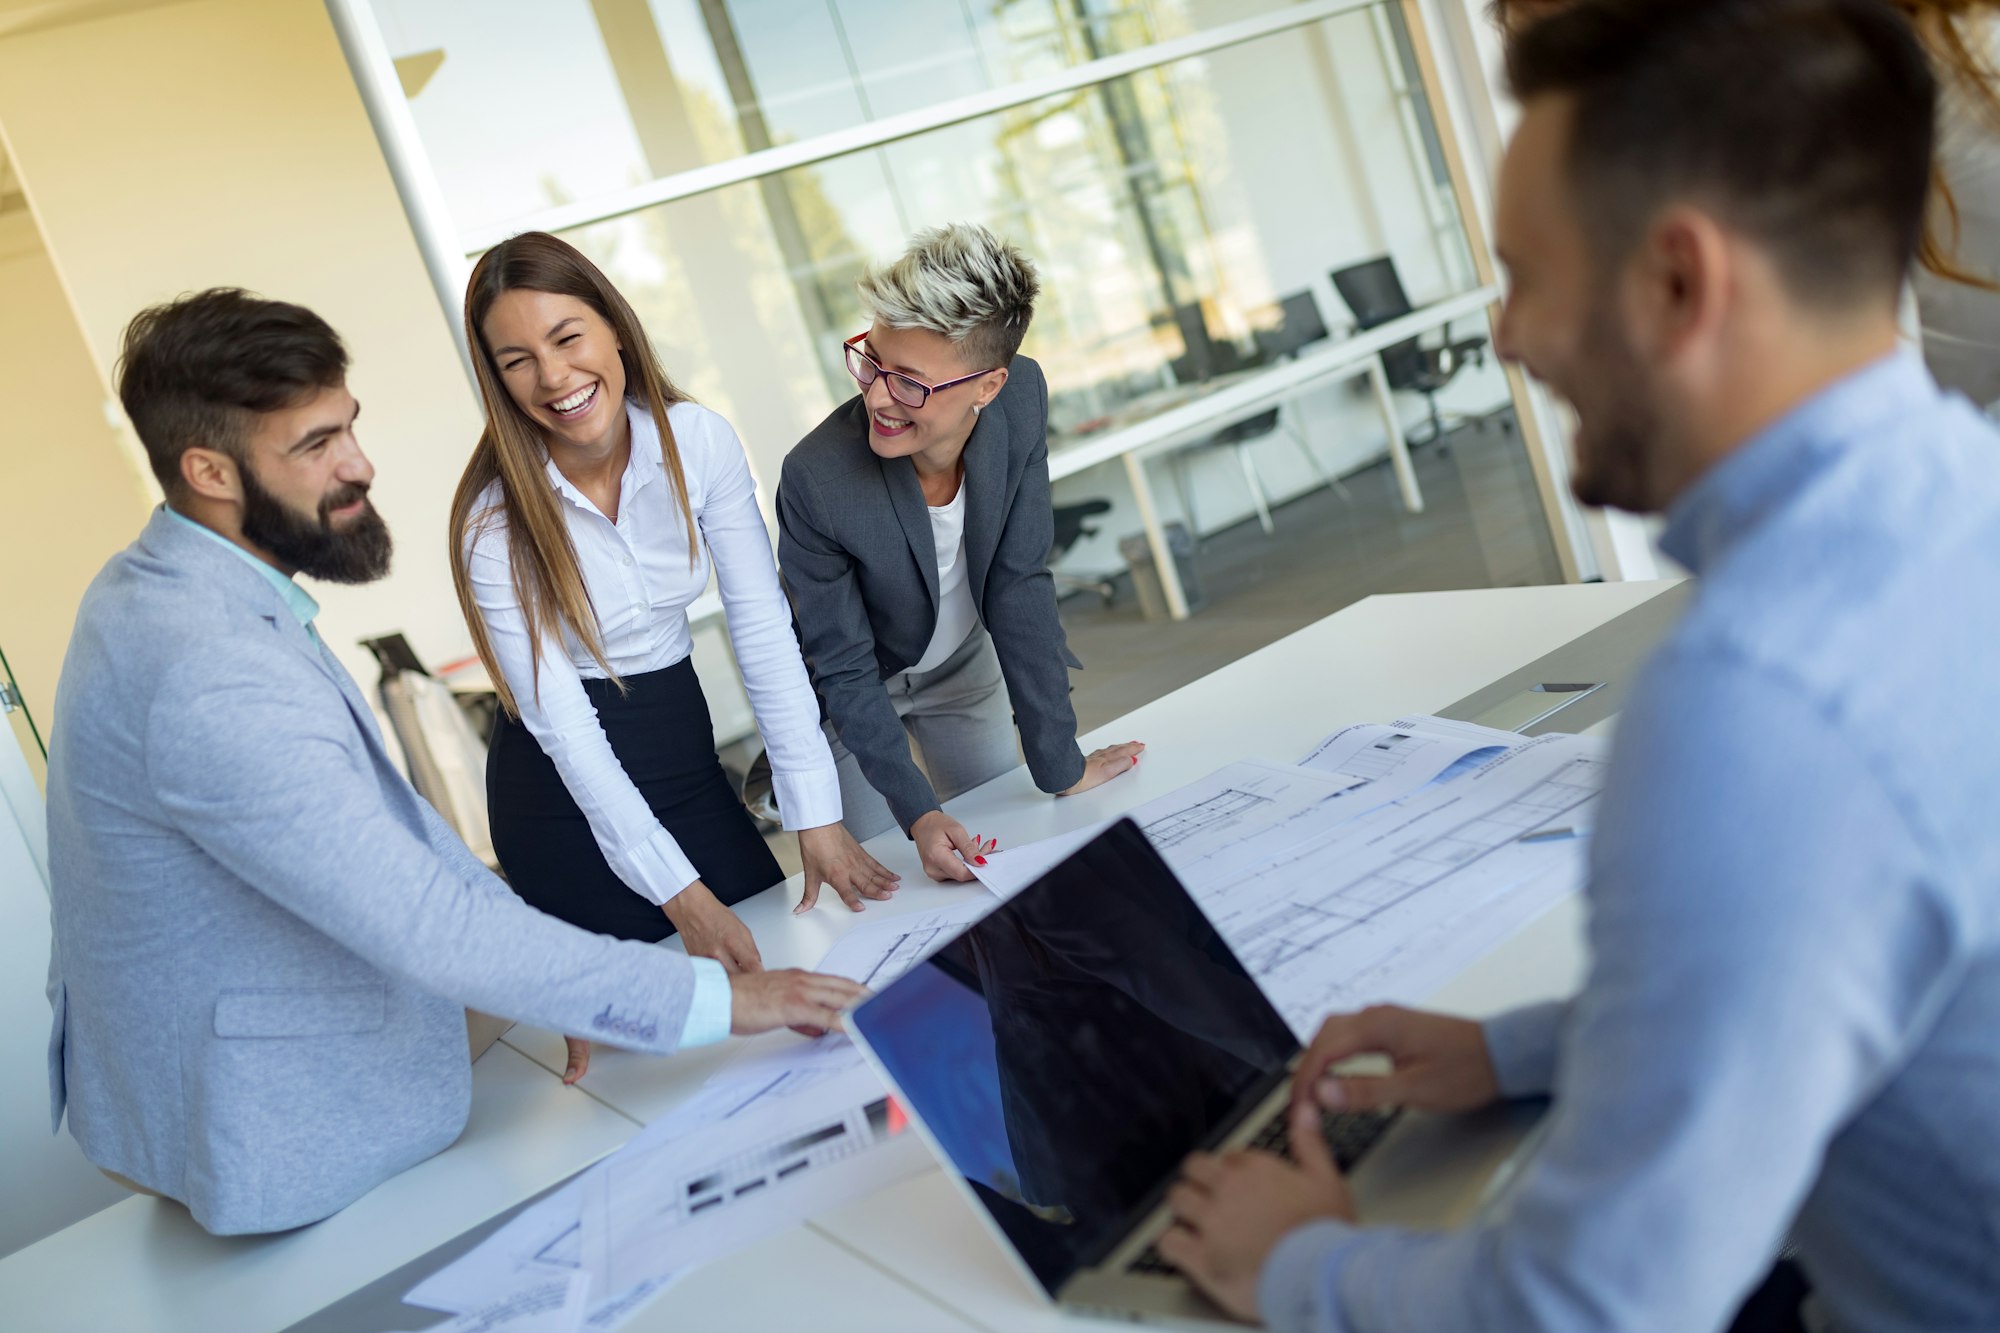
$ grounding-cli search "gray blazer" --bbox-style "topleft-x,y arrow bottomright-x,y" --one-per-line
45,508 -> 699,1235
777,356 -> 1086,833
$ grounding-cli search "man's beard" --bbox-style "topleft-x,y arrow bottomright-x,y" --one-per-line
1566,299 -> 1664,515
239,463 -> 394,584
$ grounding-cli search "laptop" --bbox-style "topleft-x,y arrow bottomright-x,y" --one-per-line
846,818 -> 1404,1328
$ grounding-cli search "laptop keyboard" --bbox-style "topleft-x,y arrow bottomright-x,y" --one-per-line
1126,1106 -> 1402,1277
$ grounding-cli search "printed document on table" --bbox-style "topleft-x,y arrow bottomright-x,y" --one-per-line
403,910 -> 973,1326
977,732 -> 1606,1036
1163,733 -> 1606,1032
972,716 -> 1529,902
1298,715 -> 1524,791
387,1270 -> 591,1333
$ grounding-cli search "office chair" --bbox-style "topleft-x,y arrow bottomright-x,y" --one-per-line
361,633 -> 498,869
1051,499 -> 1119,604
1330,256 -> 1492,447
1174,290 -> 1347,537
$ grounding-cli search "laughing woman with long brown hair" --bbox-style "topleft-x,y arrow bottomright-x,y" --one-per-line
448,233 -> 896,988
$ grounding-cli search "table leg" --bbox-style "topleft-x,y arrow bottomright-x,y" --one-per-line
1123,450 -> 1191,620
1368,355 -> 1425,513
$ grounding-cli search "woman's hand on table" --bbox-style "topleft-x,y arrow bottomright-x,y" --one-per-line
1060,740 -> 1147,796
662,880 -> 763,974
794,822 -> 901,914
910,810 -> 996,883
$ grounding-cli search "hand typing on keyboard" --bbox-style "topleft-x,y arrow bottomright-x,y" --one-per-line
1291,1004 -> 1500,1119
1160,1097 -> 1359,1323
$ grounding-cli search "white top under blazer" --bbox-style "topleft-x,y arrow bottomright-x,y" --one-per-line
465,399 -> 841,905
909,479 -> 979,673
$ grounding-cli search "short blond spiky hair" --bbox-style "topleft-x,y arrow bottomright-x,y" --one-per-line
856,223 -> 1039,370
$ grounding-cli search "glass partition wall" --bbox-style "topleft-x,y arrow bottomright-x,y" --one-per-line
0,642 -> 45,790
339,0 -> 1576,638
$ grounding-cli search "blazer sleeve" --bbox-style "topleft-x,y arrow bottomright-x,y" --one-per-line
777,456 -> 942,833
143,644 -> 701,1050
983,368 -> 1087,795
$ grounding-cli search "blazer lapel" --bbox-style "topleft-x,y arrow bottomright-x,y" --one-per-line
961,408 -> 1008,608
880,454 -> 940,611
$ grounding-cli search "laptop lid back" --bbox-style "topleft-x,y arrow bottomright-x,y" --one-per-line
847,818 -> 1299,1297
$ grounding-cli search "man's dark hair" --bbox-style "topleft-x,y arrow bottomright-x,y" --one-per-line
117,289 -> 348,497
1508,0 -> 1937,309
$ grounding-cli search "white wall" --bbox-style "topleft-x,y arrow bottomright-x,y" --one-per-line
0,207 -> 153,733
0,0 -> 489,692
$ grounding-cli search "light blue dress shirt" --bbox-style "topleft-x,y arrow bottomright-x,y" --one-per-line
1260,353 -> 2000,1332
161,508 -> 734,1047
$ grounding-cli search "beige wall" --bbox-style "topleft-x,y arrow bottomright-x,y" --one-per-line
0,208 -> 151,734
0,0 -> 485,695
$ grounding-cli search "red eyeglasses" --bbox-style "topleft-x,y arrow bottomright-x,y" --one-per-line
843,332 -> 997,410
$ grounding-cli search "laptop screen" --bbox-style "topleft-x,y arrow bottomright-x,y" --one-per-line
849,819 -> 1299,1294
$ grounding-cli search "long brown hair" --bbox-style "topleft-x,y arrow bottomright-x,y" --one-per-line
448,231 -> 697,719
1492,0 -> 2000,289
1894,0 -> 2000,287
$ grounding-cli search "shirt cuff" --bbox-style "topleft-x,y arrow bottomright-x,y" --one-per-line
677,957 -> 733,1048
1482,999 -> 1569,1099
771,762 -> 844,832
1259,1219 -> 1365,1333
608,825 -> 703,907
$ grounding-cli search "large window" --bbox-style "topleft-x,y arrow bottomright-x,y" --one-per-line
355,0 -> 1569,639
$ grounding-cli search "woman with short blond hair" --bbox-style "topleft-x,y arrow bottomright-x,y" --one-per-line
777,223 -> 1144,883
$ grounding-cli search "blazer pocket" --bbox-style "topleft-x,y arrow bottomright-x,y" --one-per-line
213,984 -> 387,1039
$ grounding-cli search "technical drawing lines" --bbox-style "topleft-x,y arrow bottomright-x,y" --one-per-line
1214,756 -> 1606,979
1141,787 -> 1275,849
854,924 -> 956,990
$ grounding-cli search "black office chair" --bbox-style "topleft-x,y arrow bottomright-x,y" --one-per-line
1051,499 -> 1118,604
1330,256 -> 1494,447
1174,291 -> 1346,537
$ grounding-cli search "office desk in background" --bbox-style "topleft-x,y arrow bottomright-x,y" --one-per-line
1046,286 -> 1502,620
0,578 -> 1685,1333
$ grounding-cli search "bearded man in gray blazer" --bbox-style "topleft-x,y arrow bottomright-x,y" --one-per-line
44,289 -> 861,1235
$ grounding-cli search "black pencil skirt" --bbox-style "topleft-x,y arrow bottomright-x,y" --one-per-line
486,658 -> 783,943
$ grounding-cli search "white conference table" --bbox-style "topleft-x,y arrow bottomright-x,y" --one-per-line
0,578 -> 1681,1333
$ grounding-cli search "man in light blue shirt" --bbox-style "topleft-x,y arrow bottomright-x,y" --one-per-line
47,289 -> 861,1233
1159,2 -> 2000,1329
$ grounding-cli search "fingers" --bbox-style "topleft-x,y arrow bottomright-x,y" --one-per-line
731,970 -> 870,1035
1091,740 -> 1146,768
1179,1151 -> 1225,1188
1288,1094 -> 1338,1177
1156,1224 -> 1208,1277
783,972 -> 868,1032
1315,1069 -> 1406,1113
923,833 -> 977,882
792,875 -> 823,916
946,825 -> 990,870
1292,1006 -> 1402,1112
562,1036 -> 591,1086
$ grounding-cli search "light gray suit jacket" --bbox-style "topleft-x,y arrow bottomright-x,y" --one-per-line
45,508 -> 699,1235
777,356 -> 1086,833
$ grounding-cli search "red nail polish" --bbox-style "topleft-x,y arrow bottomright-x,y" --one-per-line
975,856 -> 988,866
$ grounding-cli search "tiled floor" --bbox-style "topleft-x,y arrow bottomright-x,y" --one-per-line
754,412 -> 1562,877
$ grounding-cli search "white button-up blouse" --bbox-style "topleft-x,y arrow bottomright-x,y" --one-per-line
464,399 -> 840,905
